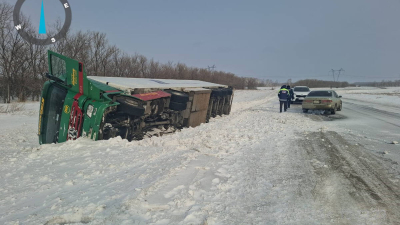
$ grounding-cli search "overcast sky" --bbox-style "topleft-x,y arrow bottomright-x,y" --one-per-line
8,0 -> 400,82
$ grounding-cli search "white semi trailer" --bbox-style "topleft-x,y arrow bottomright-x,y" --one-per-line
88,76 -> 234,130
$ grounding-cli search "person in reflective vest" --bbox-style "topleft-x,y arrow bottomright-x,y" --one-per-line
278,85 -> 290,113
287,85 -> 294,109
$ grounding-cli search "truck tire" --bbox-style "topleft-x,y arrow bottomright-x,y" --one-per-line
218,89 -> 227,96
117,99 -> 145,117
169,101 -> 187,111
211,89 -> 223,97
166,90 -> 189,103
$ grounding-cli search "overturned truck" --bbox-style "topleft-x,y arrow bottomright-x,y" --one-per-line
38,51 -> 234,144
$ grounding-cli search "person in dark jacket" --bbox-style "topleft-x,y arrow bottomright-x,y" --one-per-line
287,85 -> 294,108
278,85 -> 289,112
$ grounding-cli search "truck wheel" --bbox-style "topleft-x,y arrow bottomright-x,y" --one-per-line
169,101 -> 187,111
117,99 -> 145,116
303,109 -> 308,113
166,91 -> 189,103
220,89 -> 229,96
211,89 -> 224,97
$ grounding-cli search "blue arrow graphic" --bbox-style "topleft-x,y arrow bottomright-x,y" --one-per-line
39,0 -> 46,34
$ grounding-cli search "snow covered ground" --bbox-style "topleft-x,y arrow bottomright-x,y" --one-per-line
1,88 -> 399,225
336,86 -> 400,107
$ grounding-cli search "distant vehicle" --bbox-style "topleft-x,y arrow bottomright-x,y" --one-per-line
292,86 -> 311,103
38,51 -> 234,144
302,90 -> 342,114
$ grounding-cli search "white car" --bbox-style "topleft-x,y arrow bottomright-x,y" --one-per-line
291,86 -> 311,103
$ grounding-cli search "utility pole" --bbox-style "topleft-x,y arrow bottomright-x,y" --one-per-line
331,69 -> 336,82
207,65 -> 216,72
207,65 -> 216,76
337,68 -> 345,82
330,68 -> 345,82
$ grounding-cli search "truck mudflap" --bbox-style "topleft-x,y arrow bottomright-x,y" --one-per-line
68,93 -> 84,140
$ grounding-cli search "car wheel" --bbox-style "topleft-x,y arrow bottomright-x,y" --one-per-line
337,103 -> 342,111
331,105 -> 336,115
303,109 -> 308,113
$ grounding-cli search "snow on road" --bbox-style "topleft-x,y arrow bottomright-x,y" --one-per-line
1,88 -> 399,224
337,87 -> 400,107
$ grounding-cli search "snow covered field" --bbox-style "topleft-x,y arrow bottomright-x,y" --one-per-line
336,86 -> 400,107
1,88 -> 400,225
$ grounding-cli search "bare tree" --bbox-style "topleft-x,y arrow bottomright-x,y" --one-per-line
0,2 -> 262,104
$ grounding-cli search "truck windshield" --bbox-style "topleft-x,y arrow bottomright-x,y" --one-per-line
42,84 -> 67,144
294,87 -> 310,92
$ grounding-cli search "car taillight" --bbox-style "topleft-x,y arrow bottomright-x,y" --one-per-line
304,100 -> 312,103
321,100 -> 332,103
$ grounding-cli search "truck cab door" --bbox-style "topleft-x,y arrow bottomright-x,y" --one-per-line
47,50 -> 88,95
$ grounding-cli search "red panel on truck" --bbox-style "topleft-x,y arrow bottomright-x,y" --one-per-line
132,91 -> 171,101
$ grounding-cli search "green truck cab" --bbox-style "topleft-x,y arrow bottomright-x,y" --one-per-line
39,51 -> 234,144
38,51 -> 124,144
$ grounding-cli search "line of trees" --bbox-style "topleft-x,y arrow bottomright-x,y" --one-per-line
0,1 -> 267,103
293,79 -> 400,88
355,80 -> 400,87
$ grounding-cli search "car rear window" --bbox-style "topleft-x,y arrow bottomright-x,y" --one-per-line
307,91 -> 332,97
294,87 -> 310,92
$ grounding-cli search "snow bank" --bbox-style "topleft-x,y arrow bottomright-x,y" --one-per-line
1,89 -> 385,224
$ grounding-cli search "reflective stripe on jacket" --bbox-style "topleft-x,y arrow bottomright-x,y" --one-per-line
278,88 -> 289,101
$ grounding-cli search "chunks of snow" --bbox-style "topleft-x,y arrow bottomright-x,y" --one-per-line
1,88 -> 398,224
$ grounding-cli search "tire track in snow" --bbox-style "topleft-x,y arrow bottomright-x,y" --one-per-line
301,131 -> 400,224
